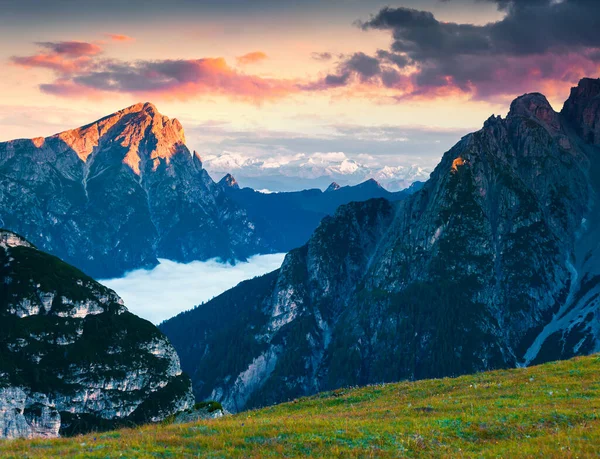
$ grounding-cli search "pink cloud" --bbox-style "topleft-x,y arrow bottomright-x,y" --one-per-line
236,51 -> 268,66
37,57 -> 298,102
11,41 -> 102,74
36,41 -> 102,57
11,54 -> 94,74
105,34 -> 135,42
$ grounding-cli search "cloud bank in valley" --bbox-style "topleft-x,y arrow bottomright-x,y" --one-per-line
100,254 -> 286,324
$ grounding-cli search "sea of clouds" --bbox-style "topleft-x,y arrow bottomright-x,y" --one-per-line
100,254 -> 286,324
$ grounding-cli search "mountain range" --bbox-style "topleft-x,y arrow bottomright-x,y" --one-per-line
203,152 -> 431,192
160,78 -> 600,413
218,175 -> 422,254
0,106 -> 421,279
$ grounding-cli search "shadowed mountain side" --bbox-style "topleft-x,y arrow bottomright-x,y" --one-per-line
161,78 -> 600,413
219,176 -> 423,252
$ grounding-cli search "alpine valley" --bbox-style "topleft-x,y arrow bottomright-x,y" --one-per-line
160,78 -> 600,413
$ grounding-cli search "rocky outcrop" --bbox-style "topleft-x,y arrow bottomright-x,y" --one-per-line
0,230 -> 194,438
0,103 -> 260,278
161,78 -> 600,413
219,173 -> 240,190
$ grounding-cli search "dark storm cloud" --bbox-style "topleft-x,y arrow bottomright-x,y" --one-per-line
305,52 -> 407,90
312,0 -> 600,99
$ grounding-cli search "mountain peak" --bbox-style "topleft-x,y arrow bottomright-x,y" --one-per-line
219,173 -> 240,190
49,102 -> 186,171
357,178 -> 383,190
562,78 -> 600,144
507,92 -> 559,128
570,78 -> 600,100
325,182 -> 341,192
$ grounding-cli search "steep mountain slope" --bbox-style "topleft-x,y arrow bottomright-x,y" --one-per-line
0,103 -> 259,278
161,78 -> 600,413
219,176 -> 422,252
0,230 -> 194,438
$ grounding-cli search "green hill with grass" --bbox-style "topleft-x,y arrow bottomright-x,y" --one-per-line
3,354 -> 599,458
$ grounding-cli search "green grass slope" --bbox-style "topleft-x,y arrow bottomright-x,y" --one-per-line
3,355 -> 599,458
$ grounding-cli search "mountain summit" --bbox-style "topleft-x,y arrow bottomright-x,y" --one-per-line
50,102 -> 186,169
161,78 -> 600,412
0,103 -> 260,278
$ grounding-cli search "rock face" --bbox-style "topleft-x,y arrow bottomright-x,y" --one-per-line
0,229 -> 194,438
160,78 -> 600,413
0,103 -> 259,278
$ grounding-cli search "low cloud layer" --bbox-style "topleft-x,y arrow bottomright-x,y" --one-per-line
100,254 -> 285,324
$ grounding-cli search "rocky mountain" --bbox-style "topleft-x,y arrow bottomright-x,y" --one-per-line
160,78 -> 600,413
0,103 -> 259,278
219,177 -> 422,253
0,229 -> 194,438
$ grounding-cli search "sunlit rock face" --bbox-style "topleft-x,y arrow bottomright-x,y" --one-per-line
0,230 -> 194,438
0,103 -> 259,278
161,78 -> 600,413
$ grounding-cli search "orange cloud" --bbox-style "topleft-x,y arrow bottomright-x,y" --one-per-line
236,51 -> 268,66
11,41 -> 102,74
12,54 -> 94,74
105,34 -> 135,42
39,57 -> 299,103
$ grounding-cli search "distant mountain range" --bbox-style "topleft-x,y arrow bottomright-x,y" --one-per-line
204,152 -> 430,192
218,174 -> 423,254
0,103 -> 420,279
0,229 -> 193,438
160,78 -> 600,413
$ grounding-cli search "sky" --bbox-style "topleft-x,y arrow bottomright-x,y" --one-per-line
1,0 -> 599,187
100,254 -> 286,324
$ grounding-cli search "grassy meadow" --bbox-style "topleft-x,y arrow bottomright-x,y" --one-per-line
2,355 -> 599,458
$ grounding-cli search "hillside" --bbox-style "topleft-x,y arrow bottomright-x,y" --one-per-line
2,354 -> 599,458
0,229 -> 193,438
